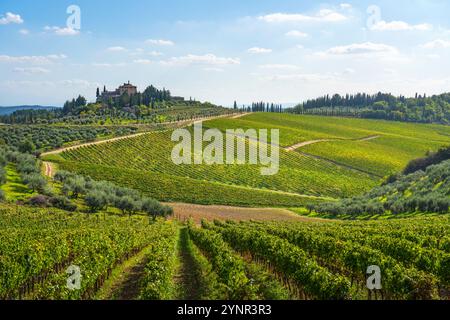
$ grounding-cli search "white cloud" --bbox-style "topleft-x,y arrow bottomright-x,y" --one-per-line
133,59 -> 153,65
285,30 -> 308,38
146,39 -> 174,46
130,49 -> 163,57
371,20 -> 432,31
107,46 -> 127,52
426,54 -> 440,59
260,73 -> 338,82
340,3 -> 352,9
19,29 -> 29,35
61,79 -> 99,87
92,63 -> 127,67
0,12 -> 23,25
44,26 -> 80,36
13,67 -> 50,74
325,42 -> 398,55
247,47 -> 272,54
259,64 -> 301,71
203,67 -> 224,72
149,51 -> 163,56
421,39 -> 450,49
162,54 -> 240,66
258,9 -> 347,23
0,54 -> 67,64
343,68 -> 355,74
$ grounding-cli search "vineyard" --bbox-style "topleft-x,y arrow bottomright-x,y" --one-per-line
0,203 -> 178,300
43,113 -> 450,207
53,129 -> 376,200
193,217 -> 450,300
2,201 -> 449,300
2,112 -> 450,301
207,113 -> 450,177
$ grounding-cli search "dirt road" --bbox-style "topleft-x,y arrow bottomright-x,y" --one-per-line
168,202 -> 325,224
284,135 -> 381,152
41,112 -> 243,157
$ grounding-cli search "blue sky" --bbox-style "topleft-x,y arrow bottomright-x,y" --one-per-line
1,0 -> 450,106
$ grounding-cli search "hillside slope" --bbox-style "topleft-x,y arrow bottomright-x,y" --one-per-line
312,159 -> 450,217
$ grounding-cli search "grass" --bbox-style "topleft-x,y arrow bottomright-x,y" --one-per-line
94,245 -> 152,300
1,163 -> 35,202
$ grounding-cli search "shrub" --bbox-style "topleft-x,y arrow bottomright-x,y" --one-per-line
49,195 -> 77,212
53,170 -> 73,183
28,195 -> 49,207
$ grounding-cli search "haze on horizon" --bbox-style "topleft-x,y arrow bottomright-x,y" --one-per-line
1,0 -> 450,107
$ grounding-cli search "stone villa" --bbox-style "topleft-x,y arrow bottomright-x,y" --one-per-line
100,81 -> 137,99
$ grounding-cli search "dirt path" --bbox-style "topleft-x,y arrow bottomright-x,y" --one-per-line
173,228 -> 201,300
97,247 -> 151,300
230,112 -> 251,119
284,135 -> 381,152
285,139 -> 333,152
43,161 -> 54,177
169,202 -> 326,224
40,113 -> 242,157
359,135 -> 380,141
41,132 -> 151,157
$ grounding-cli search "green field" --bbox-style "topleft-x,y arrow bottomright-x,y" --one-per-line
46,113 -> 450,207
1,163 -> 35,202
301,135 -> 445,177
205,113 -> 450,146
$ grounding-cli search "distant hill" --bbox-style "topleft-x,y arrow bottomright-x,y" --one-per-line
289,92 -> 450,124
0,105 -> 58,116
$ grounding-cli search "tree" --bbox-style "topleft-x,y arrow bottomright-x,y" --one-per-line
116,196 -> 135,215
85,191 -> 108,212
18,139 -> 36,154
0,167 -> 6,185
23,173 -> 47,193
141,198 -> 173,221
63,176 -> 86,198
96,87 -> 100,98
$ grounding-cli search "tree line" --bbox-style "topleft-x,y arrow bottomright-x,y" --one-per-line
234,101 -> 284,113
288,92 -> 450,124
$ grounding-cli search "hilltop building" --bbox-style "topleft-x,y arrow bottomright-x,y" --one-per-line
99,81 -> 137,99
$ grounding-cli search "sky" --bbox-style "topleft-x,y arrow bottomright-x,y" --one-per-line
1,0 -> 450,107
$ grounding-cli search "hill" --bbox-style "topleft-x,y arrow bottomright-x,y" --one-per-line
1,112 -> 450,300
0,105 -> 57,116
310,157 -> 450,218
288,92 -> 450,124
0,84 -> 232,125
42,113 -> 450,207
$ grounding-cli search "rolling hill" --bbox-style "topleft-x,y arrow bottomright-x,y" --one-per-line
43,113 -> 450,207
0,105 -> 57,116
